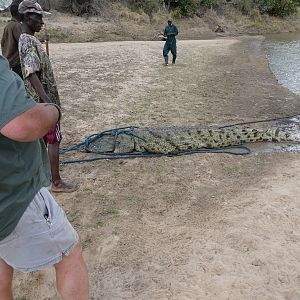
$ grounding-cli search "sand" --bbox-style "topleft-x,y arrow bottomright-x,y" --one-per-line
9,36 -> 300,299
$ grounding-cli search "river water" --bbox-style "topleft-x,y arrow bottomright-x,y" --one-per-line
264,32 -> 300,96
243,33 -> 300,153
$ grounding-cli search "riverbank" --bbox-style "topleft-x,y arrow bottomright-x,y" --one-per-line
11,36 -> 300,299
1,6 -> 300,43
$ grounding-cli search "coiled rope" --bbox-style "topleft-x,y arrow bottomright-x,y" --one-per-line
60,114 -> 299,164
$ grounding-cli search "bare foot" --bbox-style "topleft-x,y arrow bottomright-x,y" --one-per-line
51,180 -> 78,193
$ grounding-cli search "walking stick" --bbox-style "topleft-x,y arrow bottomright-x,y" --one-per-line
44,23 -> 49,56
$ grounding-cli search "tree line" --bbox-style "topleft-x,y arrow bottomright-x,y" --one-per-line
38,0 -> 299,17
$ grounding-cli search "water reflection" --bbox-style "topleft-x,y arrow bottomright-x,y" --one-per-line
264,33 -> 300,96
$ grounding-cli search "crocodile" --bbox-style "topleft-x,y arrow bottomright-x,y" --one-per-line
86,126 -> 299,155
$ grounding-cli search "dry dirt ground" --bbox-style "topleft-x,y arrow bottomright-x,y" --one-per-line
8,37 -> 300,299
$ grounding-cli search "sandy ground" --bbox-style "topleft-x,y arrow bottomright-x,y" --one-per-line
9,37 -> 300,299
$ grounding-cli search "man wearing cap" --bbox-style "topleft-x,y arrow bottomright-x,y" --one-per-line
18,0 -> 78,193
163,19 -> 179,66
0,7 -> 89,300
1,0 -> 23,77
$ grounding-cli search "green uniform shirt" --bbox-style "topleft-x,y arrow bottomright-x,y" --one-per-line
164,24 -> 178,43
0,55 -> 51,241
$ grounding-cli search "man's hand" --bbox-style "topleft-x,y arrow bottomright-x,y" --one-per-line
28,73 -> 50,103
39,34 -> 49,43
0,103 -> 60,142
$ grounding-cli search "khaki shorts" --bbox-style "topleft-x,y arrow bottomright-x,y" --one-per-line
0,187 -> 79,272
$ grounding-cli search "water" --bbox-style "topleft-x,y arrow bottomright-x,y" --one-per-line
252,34 -> 300,153
264,32 -> 300,96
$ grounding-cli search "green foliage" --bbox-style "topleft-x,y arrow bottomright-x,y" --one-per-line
169,0 -> 199,17
51,0 -> 104,15
271,0 -> 298,16
201,0 -> 217,9
254,0 -> 298,16
233,0 -> 298,16
51,0 -> 299,18
129,0 -> 160,15
233,0 -> 255,14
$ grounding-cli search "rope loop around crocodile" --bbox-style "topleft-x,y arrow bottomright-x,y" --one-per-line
60,114 -> 300,164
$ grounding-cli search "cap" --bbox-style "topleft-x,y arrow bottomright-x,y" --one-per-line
0,0 -> 12,11
18,0 -> 50,15
168,18 -> 173,22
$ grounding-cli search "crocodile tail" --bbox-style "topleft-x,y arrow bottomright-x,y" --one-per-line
225,128 -> 297,143
254,128 -> 299,143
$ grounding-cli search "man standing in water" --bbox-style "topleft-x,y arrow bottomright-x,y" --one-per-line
163,18 -> 178,66
18,0 -> 78,192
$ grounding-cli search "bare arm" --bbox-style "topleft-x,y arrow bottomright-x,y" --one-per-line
0,103 -> 60,142
28,73 -> 50,103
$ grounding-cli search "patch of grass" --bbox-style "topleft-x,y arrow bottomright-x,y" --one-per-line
83,221 -> 104,229
37,27 -> 76,43
227,163 -> 245,175
90,29 -> 114,42
125,196 -> 142,204
96,221 -> 105,228
106,208 -> 120,216
111,169 -> 121,177
67,209 -> 80,223
82,235 -> 93,249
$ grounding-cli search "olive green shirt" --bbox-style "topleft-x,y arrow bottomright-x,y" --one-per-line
0,55 -> 51,241
1,18 -> 22,68
164,24 -> 178,43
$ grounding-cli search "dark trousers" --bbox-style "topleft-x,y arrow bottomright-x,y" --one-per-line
11,64 -> 23,79
163,41 -> 177,64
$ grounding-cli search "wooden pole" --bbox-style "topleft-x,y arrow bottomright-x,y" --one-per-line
44,23 -> 49,56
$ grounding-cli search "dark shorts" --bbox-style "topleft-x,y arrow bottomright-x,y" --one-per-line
11,64 -> 23,78
44,122 -> 62,144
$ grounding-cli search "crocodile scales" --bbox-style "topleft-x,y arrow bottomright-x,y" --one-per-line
87,126 -> 298,154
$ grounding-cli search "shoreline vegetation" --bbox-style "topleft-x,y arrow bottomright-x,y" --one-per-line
1,3 -> 300,43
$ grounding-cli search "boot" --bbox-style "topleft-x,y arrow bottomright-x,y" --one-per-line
164,56 -> 168,66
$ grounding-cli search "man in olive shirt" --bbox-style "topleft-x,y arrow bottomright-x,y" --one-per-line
1,0 -> 23,77
0,54 -> 89,299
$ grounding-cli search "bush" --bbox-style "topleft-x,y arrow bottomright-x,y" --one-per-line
128,0 -> 160,15
51,0 -> 105,15
169,0 -> 199,17
233,0 -> 254,14
254,0 -> 298,16
49,0 -> 299,18
201,0 -> 217,9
